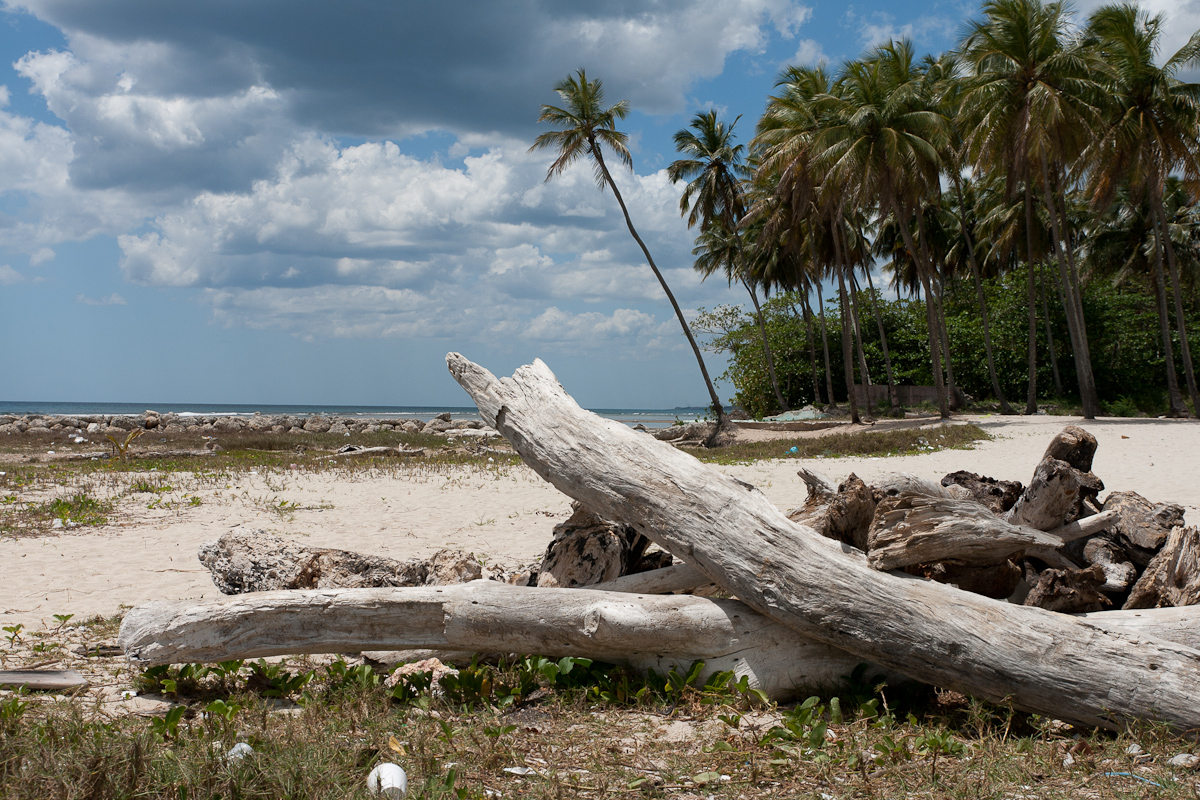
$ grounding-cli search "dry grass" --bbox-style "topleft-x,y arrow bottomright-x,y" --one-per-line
697,423 -> 991,465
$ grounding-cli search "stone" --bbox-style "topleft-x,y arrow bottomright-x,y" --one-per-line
328,423 -> 349,435
198,529 -> 484,594
536,503 -> 648,588
1167,753 -> 1200,770
402,421 -> 421,433
940,471 -> 1024,514
435,412 -> 452,422
652,421 -> 715,442
1102,491 -> 1186,566
423,419 -> 452,434
303,417 -> 331,433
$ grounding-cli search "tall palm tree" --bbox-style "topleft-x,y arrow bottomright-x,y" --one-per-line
959,0 -> 1104,418
669,111 -> 789,412
530,69 -> 728,432
1084,3 -> 1200,413
813,41 -> 952,418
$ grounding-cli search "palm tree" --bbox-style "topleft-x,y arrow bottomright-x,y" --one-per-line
1084,4 -> 1200,413
530,69 -> 728,433
812,41 -> 952,418
959,0 -> 1104,419
669,111 -> 789,412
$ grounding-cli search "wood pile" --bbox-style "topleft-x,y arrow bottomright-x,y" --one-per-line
120,355 -> 1200,732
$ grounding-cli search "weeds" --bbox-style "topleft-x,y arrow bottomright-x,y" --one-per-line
700,423 -> 991,464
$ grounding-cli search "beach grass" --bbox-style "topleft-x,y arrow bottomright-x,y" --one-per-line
697,423 -> 992,465
1,645 -> 1194,800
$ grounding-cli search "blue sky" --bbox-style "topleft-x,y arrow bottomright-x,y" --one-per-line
1,0 -> 1194,408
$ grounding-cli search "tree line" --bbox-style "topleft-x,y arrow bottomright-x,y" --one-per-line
532,0 -> 1200,427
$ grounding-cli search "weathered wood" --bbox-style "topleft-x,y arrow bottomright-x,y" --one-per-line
117,582 -> 883,700
593,563 -> 710,594
537,503 -> 645,588
874,472 -> 968,500
940,471 -> 1024,514
1080,606 -> 1200,649
0,670 -> 88,691
1024,565 -> 1111,613
1124,526 -> 1200,609
1102,491 -> 1186,567
445,354 -> 1200,730
1004,456 -> 1102,531
867,495 -> 1115,571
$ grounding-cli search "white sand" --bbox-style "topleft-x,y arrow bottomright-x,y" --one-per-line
4,414 -> 1197,632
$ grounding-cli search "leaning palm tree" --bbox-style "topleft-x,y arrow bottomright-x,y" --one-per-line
669,111 -> 788,412
530,70 -> 728,432
1083,4 -> 1200,414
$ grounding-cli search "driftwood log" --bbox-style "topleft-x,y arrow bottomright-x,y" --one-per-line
0,670 -> 88,691
117,582 -> 1200,703
442,354 -> 1200,731
118,582 -> 882,700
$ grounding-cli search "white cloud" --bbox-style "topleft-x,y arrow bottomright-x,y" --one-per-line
76,292 -> 126,305
0,264 -> 23,284
792,38 -> 830,65
29,247 -> 54,266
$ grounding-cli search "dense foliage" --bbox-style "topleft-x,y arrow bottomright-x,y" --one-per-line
697,271 -> 1200,418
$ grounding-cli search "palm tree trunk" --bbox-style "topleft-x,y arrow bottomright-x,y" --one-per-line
908,203 -> 950,419
861,267 -> 901,415
1023,182 -> 1039,415
952,174 -> 1013,413
1155,201 -> 1200,415
798,297 -> 823,405
1038,155 -> 1099,419
843,258 -> 873,395
1040,262 -> 1064,396
929,274 -> 960,410
829,220 -> 860,424
816,279 -> 836,408
741,279 -> 788,413
1150,215 -> 1187,416
590,143 -> 727,431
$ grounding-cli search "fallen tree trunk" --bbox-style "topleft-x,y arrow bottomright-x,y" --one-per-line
117,583 -> 1200,703
444,354 -> 1200,731
593,563 -> 710,594
117,582 -> 880,701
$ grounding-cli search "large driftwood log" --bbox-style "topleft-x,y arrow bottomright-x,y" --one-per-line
118,582 -> 883,700
867,495 -> 1115,571
117,583 -> 1200,702
1005,454 -> 1102,531
1124,526 -> 1200,609
445,354 -> 1200,730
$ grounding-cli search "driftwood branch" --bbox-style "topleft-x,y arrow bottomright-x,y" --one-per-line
444,353 -> 1200,730
867,496 -> 1116,571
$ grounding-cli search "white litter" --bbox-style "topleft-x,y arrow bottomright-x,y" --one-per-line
368,763 -> 408,798
227,743 -> 254,761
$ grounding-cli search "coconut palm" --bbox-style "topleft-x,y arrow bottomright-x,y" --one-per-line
530,70 -> 728,432
811,40 -> 951,418
1084,3 -> 1200,413
958,0 -> 1104,418
669,111 -> 789,412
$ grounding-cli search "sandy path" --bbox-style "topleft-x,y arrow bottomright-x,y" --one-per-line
4,414 -> 1197,632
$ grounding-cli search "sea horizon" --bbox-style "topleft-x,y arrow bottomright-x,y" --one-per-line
0,400 -> 710,426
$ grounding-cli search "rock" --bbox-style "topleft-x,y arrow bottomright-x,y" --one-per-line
328,423 -> 350,435
1102,491 -> 1186,566
940,471 -> 1024,514
197,529 -> 484,594
1123,525 -> 1200,609
303,417 -> 331,433
1024,564 -> 1110,613
1167,753 -> 1200,770
401,421 -> 421,433
109,416 -> 138,431
537,503 -> 647,588
143,415 -> 159,430
435,412 -> 452,422
426,549 -> 483,585
423,420 -> 452,434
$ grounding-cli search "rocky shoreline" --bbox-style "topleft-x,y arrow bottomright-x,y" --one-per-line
0,410 -> 492,438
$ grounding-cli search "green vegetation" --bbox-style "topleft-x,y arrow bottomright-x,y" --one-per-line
697,423 -> 991,464
1,651 -> 1196,799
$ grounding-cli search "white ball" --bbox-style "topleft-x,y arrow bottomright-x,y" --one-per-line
368,763 -> 408,798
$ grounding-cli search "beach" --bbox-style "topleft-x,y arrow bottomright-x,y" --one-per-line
3,413 -> 1198,632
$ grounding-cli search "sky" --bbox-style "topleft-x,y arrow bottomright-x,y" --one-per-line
1,0 -> 1197,409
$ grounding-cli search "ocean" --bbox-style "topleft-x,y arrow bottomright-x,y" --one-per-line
0,401 -> 709,429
